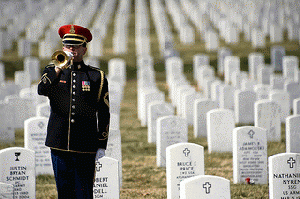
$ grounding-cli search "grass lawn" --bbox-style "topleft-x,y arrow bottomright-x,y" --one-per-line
1,2 -> 300,198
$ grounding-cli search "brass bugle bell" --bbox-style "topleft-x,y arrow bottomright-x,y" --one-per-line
51,50 -> 73,69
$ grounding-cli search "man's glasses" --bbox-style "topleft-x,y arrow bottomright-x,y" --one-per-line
64,45 -> 82,49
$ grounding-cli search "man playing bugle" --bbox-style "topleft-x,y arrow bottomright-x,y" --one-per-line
38,24 -> 110,199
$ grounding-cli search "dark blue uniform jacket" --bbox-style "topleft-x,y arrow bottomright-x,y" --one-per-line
38,61 -> 110,153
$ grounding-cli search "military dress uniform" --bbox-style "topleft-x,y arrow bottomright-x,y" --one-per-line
38,62 -> 110,152
37,24 -> 110,199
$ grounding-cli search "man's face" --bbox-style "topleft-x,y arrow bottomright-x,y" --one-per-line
63,44 -> 87,62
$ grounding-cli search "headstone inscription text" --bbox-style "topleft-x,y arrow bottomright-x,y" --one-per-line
269,153 -> 300,199
233,126 -> 268,184
0,147 -> 35,199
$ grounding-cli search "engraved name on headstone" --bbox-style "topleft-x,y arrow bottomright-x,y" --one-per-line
166,143 -> 204,199
269,153 -> 300,199
233,126 -> 268,184
0,147 -> 35,199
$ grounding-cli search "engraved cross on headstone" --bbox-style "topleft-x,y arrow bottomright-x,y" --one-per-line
203,182 -> 211,194
38,122 -> 44,129
248,130 -> 255,138
171,119 -> 176,126
287,157 -> 296,168
96,162 -> 103,172
183,148 -> 190,157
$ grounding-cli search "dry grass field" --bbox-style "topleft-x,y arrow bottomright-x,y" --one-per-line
1,2 -> 300,198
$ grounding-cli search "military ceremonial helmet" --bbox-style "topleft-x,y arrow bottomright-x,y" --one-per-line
58,24 -> 92,45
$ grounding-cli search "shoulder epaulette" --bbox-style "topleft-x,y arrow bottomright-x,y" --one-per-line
87,65 -> 103,72
46,63 -> 55,68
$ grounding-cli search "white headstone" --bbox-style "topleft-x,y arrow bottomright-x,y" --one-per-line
283,56 -> 299,81
231,71 -> 248,90
38,40 -> 52,58
36,102 -> 50,118
254,84 -> 271,100
269,153 -> 300,199
269,90 -> 290,123
207,109 -> 235,153
251,29 -> 266,48
241,79 -> 256,91
193,54 -> 209,81
105,128 -> 122,187
18,39 -> 31,57
147,101 -> 174,143
271,46 -> 285,71
87,37 -> 103,57
285,81 -> 300,110
14,71 -> 31,89
286,115 -> 300,153
156,116 -> 188,167
234,90 -> 256,124
254,99 -> 281,142
166,143 -> 204,199
248,53 -> 264,80
140,89 -> 165,126
108,58 -> 126,86
180,175 -> 231,199
0,100 -> 15,132
205,31 -> 219,51
224,56 -> 240,84
219,84 -> 235,111
4,95 -> 34,129
196,65 -> 215,90
293,98 -> 300,115
110,113 -> 120,130
93,157 -> 120,199
233,126 -> 268,184
193,99 -> 219,138
0,62 -> 5,83
217,48 -> 232,75
24,117 -> 52,175
270,24 -> 283,43
202,77 -> 216,99
182,91 -> 202,125
0,147 -> 35,199
257,65 -> 274,85
270,74 -> 285,90
210,80 -> 222,103
24,57 -> 40,82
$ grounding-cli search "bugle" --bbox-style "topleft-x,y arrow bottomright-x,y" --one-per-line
51,50 -> 73,70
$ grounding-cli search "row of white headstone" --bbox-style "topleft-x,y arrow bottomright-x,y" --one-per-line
2,0 -> 300,59
136,49 -> 300,171
136,51 -> 299,198
112,0 -> 132,55
150,0 -> 176,57
165,141 -> 300,198
148,102 -> 300,168
165,0 -> 195,45
0,146 -> 121,199
135,0 -> 151,57
87,0 -> 118,58
0,142 -> 298,199
0,57 -> 127,198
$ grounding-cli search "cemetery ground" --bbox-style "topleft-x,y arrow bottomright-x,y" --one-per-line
0,71 -> 286,198
1,6 -> 300,198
